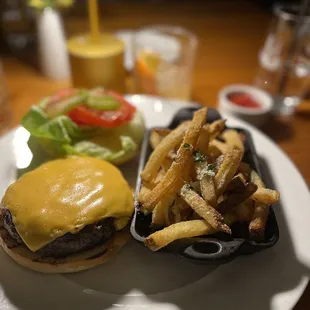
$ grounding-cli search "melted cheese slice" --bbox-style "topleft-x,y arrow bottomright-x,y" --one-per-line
2,156 -> 134,252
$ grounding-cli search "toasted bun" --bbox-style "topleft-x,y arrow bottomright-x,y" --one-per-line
0,226 -> 129,273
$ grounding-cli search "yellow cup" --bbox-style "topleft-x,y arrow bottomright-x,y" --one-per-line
67,33 -> 125,92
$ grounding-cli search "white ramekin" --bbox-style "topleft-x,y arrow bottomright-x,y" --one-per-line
218,84 -> 273,127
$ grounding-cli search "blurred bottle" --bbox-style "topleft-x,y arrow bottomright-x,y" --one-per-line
254,4 -> 310,115
0,61 -> 11,135
0,0 -> 34,55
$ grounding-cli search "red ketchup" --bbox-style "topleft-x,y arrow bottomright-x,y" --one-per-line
227,92 -> 261,109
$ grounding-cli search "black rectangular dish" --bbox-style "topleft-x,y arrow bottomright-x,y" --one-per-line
131,107 -> 279,264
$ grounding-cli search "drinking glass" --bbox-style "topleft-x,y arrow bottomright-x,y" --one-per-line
133,25 -> 197,100
0,62 -> 11,135
254,4 -> 310,115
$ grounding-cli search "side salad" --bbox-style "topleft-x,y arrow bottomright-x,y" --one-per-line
21,88 -> 145,165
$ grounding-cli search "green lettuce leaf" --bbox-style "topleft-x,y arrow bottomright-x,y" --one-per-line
21,106 -> 98,156
63,136 -> 137,164
21,106 -> 49,132
21,105 -> 145,165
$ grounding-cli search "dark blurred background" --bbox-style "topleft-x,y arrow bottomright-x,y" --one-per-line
1,0 -> 308,103
0,0 -> 295,61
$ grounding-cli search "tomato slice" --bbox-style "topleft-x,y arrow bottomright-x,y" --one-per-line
67,91 -> 136,128
44,89 -> 136,128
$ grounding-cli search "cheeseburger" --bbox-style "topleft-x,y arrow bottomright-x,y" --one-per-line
0,156 -> 134,273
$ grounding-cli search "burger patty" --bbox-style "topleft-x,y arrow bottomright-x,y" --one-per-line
2,209 -> 115,258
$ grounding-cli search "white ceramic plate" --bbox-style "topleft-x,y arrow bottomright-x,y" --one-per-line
0,95 -> 309,310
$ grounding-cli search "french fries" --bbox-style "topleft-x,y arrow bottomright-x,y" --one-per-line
145,220 -> 214,251
227,174 -> 247,191
150,131 -> 162,150
180,184 -> 231,234
152,128 -> 172,137
152,194 -> 175,226
250,169 -> 265,187
200,176 -> 217,206
161,157 -> 173,172
196,126 -> 210,155
249,170 -> 280,238
137,182 -> 154,203
249,202 -> 269,238
139,108 -> 207,210
218,182 -> 257,213
214,149 -> 243,197
141,121 -> 189,182
251,188 -> 280,205
154,167 -> 166,184
238,161 -> 251,180
209,139 -> 229,155
208,119 -> 226,140
167,197 -> 192,225
195,161 -> 217,207
137,107 -> 280,251
234,200 -> 254,222
222,129 -> 244,152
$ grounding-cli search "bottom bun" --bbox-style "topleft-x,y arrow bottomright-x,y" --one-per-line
0,227 -> 130,273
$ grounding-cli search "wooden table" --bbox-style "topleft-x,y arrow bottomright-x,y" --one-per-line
2,1 -> 310,308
